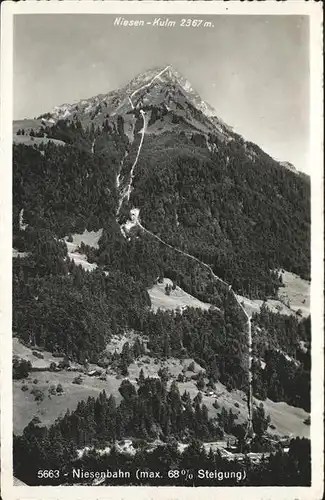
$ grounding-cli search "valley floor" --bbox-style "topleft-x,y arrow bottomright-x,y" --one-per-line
13,338 -> 310,439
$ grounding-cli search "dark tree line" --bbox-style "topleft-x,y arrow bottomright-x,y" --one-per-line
252,349 -> 310,411
13,250 -> 150,363
251,306 -> 311,411
13,120 -> 127,239
253,305 -> 311,357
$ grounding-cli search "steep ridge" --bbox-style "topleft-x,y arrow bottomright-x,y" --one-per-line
33,66 -> 238,146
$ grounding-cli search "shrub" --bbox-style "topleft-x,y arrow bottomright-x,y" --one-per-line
188,361 -> 195,372
56,383 -> 63,394
207,379 -> 216,390
21,385 -> 29,392
31,388 -> 44,402
58,358 -> 70,370
13,357 -> 32,380
72,375 -> 83,385
196,378 -> 205,391
158,367 -> 170,381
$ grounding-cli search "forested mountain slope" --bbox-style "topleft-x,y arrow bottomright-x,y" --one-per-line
13,66 -> 311,415
13,66 -> 310,297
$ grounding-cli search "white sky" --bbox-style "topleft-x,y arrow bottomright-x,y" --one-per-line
14,14 -> 309,172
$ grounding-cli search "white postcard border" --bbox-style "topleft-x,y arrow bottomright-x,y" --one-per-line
1,2 -> 323,499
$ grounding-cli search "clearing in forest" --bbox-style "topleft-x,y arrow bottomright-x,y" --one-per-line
148,278 -> 213,313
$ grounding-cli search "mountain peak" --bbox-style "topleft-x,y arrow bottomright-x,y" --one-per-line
125,64 -> 186,97
127,65 -> 199,95
124,65 -> 229,128
41,64 -> 229,133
